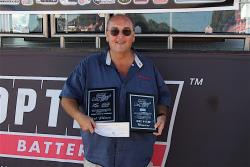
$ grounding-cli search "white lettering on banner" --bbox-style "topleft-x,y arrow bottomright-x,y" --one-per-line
16,138 -> 84,157
0,87 -> 8,124
0,76 -> 80,129
78,144 -> 84,156
46,89 -> 61,127
0,88 -> 64,127
190,77 -> 203,86
73,120 -> 80,129
44,141 -> 53,154
55,142 -> 64,155
17,140 -> 27,152
15,88 -> 37,125
28,141 -> 41,153
66,143 -> 75,156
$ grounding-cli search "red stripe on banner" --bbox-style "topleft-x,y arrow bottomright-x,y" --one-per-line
0,132 -> 166,165
151,144 -> 167,166
0,133 -> 84,161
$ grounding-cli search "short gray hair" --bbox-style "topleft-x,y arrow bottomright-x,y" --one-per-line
106,14 -> 135,30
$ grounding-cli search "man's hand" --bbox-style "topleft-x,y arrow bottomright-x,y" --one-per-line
153,105 -> 169,136
153,115 -> 166,136
75,112 -> 96,134
60,97 -> 96,134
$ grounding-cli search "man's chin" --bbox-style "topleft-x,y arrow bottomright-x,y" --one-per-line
111,48 -> 130,53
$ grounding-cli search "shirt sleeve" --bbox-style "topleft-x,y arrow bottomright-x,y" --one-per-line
60,59 -> 86,105
154,65 -> 172,108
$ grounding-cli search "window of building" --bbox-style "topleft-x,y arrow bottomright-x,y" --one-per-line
128,1 -> 250,34
172,9 -> 249,34
55,14 -> 105,34
0,14 -> 43,34
127,13 -> 171,34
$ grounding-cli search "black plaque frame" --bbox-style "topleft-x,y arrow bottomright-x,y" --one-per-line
128,93 -> 156,132
87,88 -> 116,122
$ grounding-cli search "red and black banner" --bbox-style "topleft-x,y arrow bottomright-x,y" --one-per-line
0,48 -> 249,167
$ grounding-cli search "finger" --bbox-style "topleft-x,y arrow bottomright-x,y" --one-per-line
88,124 -> 95,134
153,131 -> 160,136
158,126 -> 163,135
90,118 -> 96,128
89,118 -> 97,133
154,121 -> 160,129
154,126 -> 163,136
154,120 -> 161,135
153,124 -> 160,136
154,121 -> 165,136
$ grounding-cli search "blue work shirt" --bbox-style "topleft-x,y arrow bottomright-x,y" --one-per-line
60,50 -> 171,167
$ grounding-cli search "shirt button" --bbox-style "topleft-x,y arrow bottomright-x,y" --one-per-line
131,64 -> 134,67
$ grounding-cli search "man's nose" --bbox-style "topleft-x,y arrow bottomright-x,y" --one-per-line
117,31 -> 125,37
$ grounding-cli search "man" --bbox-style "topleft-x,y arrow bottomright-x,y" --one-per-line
60,14 -> 171,167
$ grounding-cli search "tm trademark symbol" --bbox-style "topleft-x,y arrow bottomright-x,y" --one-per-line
190,78 -> 203,86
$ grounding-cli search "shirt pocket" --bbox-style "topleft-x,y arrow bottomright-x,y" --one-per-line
136,79 -> 156,95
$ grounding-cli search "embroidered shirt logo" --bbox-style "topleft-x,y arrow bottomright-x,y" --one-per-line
137,74 -> 152,80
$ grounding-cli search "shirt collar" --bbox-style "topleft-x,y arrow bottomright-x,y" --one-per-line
106,51 -> 143,69
106,51 -> 112,65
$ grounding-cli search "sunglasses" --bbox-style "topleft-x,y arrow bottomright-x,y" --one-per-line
108,27 -> 133,36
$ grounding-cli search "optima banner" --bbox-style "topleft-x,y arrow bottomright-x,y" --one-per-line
0,0 -> 239,14
0,49 -> 250,167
